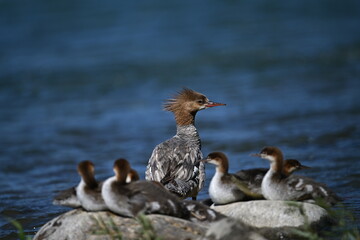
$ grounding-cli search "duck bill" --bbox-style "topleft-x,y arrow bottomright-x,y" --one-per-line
205,101 -> 226,108
250,153 -> 261,157
299,164 -> 311,170
197,158 -> 209,164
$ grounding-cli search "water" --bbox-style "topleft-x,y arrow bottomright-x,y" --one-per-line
1,0 -> 360,239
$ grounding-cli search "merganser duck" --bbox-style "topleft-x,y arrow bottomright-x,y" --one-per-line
53,160 -> 139,208
145,88 -> 225,199
102,159 -> 190,218
201,152 -> 256,204
254,146 -> 342,205
75,160 -> 107,211
235,158 -> 311,196
203,152 -> 312,204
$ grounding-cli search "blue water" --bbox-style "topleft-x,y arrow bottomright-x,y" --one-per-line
1,1 -> 360,239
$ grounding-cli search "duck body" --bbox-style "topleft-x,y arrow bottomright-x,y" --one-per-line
202,152 -> 253,205
235,159 -> 310,196
76,179 -> 107,211
257,146 -> 342,205
147,124 -> 204,199
102,178 -> 189,218
103,159 -> 190,218
261,169 -> 290,200
263,171 -> 342,205
208,170 -> 246,204
75,161 -> 107,211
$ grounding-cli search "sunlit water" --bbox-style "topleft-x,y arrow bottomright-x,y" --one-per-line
1,1 -> 359,239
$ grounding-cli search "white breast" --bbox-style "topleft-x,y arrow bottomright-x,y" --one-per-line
209,172 -> 243,204
101,177 -> 133,217
76,180 -> 106,211
261,170 -> 284,200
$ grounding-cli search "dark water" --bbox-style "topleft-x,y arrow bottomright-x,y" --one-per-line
1,0 -> 360,239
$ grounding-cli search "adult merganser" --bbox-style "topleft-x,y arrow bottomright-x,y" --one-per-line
75,160 -> 107,211
235,158 -> 311,196
102,159 -> 190,218
145,88 -> 225,199
254,146 -> 342,205
53,160 -> 139,208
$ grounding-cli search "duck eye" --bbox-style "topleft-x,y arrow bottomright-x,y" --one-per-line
197,99 -> 204,104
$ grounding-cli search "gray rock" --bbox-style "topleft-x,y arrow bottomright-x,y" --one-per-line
200,218 -> 268,240
35,201 -> 330,240
33,209 -> 207,240
211,200 -> 329,228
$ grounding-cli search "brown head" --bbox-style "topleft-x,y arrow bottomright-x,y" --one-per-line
113,158 -> 131,183
283,159 -> 311,176
77,160 -> 98,188
126,169 -> 140,183
163,88 -> 225,125
252,146 -> 284,172
201,152 -> 229,174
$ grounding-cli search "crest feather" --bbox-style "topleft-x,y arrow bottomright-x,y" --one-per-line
163,88 -> 203,112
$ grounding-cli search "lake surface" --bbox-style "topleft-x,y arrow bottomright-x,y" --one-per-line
0,0 -> 359,239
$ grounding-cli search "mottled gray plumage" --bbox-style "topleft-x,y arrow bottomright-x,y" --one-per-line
272,174 -> 342,205
146,125 -> 205,199
145,88 -> 225,199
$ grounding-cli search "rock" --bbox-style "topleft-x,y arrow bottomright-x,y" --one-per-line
211,200 -> 330,229
34,201 -> 331,240
200,218 -> 268,240
211,200 -> 334,240
33,209 -> 207,240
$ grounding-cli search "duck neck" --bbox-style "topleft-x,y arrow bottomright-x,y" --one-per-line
116,172 -> 128,184
212,167 -> 224,182
176,124 -> 201,147
174,109 -> 196,126
217,159 -> 228,175
269,155 -> 284,177
82,175 -> 98,189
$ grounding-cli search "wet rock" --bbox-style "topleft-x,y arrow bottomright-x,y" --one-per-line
33,209 -> 207,240
211,200 -> 330,228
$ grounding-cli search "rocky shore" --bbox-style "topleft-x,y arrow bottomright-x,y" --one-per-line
34,200 -> 332,240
